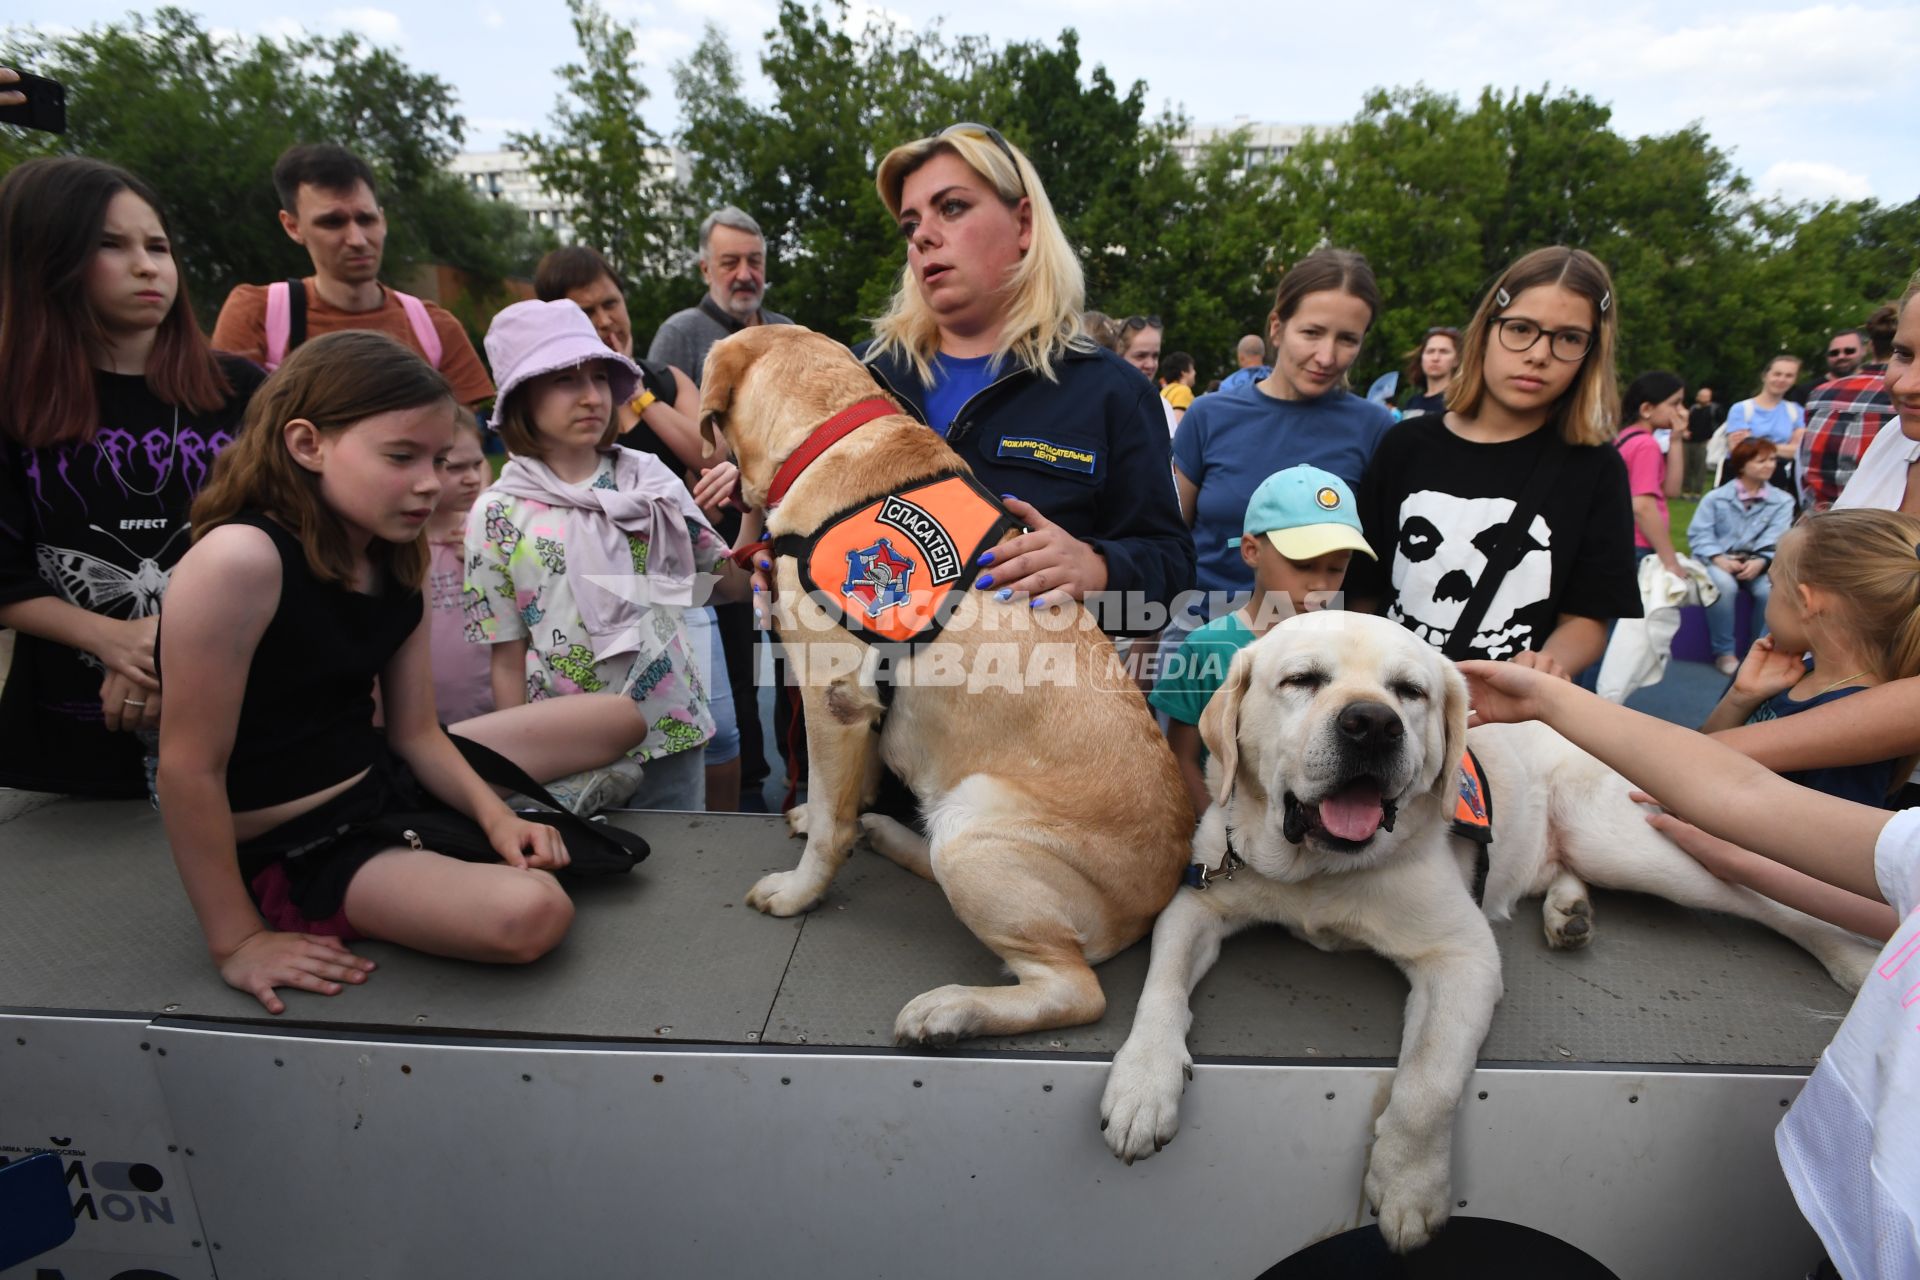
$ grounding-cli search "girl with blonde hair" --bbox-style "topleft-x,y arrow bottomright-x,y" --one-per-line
1700,508 -> 1920,804
856,124 -> 1192,624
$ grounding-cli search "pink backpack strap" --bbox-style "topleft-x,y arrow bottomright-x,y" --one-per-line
264,281 -> 291,371
392,290 -> 443,368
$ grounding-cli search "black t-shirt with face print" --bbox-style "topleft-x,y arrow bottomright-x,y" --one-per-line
0,357 -> 263,796
1348,415 -> 1642,661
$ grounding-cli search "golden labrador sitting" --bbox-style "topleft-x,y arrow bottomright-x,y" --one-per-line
699,325 -> 1193,1045
1100,611 -> 1877,1251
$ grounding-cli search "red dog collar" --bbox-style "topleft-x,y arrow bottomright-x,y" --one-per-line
764,397 -> 900,509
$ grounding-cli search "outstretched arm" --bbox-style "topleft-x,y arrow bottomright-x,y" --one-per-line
1627,793 -> 1897,938
1460,660 -> 1891,900
1713,676 -> 1920,770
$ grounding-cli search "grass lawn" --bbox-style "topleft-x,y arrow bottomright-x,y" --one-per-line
1669,496 -> 1697,556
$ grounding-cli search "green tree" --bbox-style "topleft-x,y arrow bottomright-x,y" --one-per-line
510,0 -> 686,294
1129,126 -> 1295,380
1270,86 -> 1783,397
671,2 -> 1275,370
674,2 -> 995,343
1,8 -> 547,328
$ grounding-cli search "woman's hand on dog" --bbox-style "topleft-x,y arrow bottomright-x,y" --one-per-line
749,555 -> 772,628
217,928 -> 377,1015
975,496 -> 1108,609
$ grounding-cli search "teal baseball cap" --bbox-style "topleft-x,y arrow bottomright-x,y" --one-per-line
1239,465 -> 1376,562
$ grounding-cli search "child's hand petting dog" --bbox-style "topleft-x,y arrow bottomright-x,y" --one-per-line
1458,658 -> 1565,727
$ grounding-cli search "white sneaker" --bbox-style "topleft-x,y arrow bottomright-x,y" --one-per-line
1713,654 -> 1739,676
520,758 -> 645,817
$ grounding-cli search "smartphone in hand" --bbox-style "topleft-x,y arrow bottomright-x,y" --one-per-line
0,72 -> 67,135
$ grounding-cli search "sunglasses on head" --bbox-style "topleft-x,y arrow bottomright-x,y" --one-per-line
934,122 -> 1027,194
1124,314 -> 1162,330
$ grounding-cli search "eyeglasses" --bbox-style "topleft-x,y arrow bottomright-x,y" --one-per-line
1493,317 -> 1593,362
935,123 -> 1026,194
1124,314 -> 1162,330
1828,347 -> 1859,358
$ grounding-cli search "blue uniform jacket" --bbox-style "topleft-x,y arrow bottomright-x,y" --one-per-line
859,341 -> 1197,637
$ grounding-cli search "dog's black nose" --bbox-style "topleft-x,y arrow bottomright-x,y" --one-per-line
1337,700 -> 1403,746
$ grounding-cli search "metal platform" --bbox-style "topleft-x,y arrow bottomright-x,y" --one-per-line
0,794 -> 1847,1279
0,796 -> 1853,1064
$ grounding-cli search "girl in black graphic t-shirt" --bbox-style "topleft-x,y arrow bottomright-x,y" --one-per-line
1351,247 -> 1640,674
0,158 -> 264,796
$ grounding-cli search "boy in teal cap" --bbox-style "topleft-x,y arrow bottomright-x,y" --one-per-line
1150,464 -> 1377,815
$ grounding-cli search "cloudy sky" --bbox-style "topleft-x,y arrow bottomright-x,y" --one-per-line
12,0 -> 1918,205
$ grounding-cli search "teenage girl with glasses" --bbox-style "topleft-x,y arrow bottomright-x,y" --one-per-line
1348,246 -> 1641,677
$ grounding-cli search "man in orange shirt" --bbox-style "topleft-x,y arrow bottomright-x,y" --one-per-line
212,144 -> 493,406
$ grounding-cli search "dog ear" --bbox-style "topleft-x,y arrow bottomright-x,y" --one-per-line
699,337 -> 756,458
1431,657 -> 1471,798
1198,645 -> 1256,810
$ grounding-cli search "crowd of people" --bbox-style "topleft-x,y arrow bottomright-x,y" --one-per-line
2,102 -> 1918,1275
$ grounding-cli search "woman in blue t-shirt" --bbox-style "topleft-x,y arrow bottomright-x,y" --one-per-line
1725,353 -> 1806,496
1170,249 -> 1394,623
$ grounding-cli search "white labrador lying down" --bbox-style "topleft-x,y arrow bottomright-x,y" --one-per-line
1100,611 -> 1877,1252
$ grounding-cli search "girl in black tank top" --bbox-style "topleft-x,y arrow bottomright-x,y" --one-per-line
154,332 -> 647,1015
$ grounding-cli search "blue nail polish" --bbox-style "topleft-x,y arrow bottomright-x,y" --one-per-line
1000,493 -> 1017,502
753,583 -> 763,593
995,587 -> 1012,602
976,574 -> 995,589
1030,597 -> 1047,609
758,560 -> 771,571
979,551 -> 995,566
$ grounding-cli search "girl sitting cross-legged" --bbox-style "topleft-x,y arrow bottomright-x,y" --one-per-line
157,331 -> 651,1014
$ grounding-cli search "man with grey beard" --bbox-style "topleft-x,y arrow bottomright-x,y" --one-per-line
648,206 -> 792,386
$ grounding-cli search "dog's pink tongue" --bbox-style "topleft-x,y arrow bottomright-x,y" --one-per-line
1318,779 -> 1385,840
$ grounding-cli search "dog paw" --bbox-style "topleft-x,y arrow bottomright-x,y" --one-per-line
1543,893 -> 1593,950
1364,1128 -> 1452,1253
745,869 -> 824,917
893,985 -> 986,1047
1817,935 -> 1879,993
784,805 -> 810,839
1100,1037 -> 1191,1164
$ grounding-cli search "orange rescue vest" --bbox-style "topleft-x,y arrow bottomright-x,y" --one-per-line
770,472 -> 1019,647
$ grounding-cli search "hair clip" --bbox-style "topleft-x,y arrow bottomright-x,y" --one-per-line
1599,290 -> 1612,314
1495,287 -> 1512,308
1913,540 -> 1920,562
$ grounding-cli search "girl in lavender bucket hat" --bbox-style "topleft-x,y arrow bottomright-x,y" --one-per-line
465,300 -> 750,811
